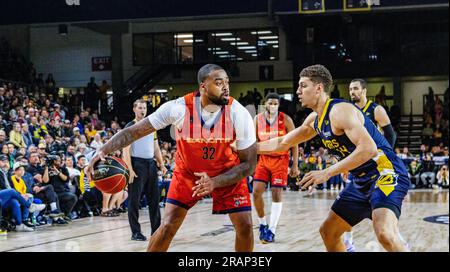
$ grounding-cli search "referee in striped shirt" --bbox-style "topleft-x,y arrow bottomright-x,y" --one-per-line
123,99 -> 167,241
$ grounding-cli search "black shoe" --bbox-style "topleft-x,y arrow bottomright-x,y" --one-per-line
131,232 -> 147,241
117,207 -> 127,213
23,219 -> 35,228
52,218 -> 69,226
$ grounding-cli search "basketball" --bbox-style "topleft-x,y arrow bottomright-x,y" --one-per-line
91,156 -> 130,194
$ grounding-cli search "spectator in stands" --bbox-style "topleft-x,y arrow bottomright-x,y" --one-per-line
86,77 -> 99,111
425,86 -> 435,117
47,155 -> 77,221
65,156 -> 80,180
434,95 -> 443,125
419,144 -> 428,160
436,165 -> 449,189
432,124 -> 443,146
9,122 -> 26,148
89,133 -> 103,151
420,154 -> 436,188
375,85 -> 387,107
331,85 -> 340,99
408,158 -> 422,189
0,188 -> 45,232
421,123 -> 434,146
398,147 -> 412,160
21,123 -> 33,148
0,130 -> 7,147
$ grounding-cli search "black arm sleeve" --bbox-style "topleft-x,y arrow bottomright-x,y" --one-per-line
382,124 -> 397,148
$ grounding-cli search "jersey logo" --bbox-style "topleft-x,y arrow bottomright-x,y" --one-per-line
376,174 -> 398,196
325,120 -> 329,125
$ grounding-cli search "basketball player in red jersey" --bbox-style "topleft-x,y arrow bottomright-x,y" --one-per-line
87,64 -> 257,252
253,92 -> 299,243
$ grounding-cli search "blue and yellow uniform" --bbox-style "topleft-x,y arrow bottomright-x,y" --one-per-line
314,99 -> 410,226
359,99 -> 378,125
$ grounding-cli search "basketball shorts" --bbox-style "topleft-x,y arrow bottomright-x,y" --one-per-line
254,154 -> 290,188
166,170 -> 252,214
331,170 -> 410,227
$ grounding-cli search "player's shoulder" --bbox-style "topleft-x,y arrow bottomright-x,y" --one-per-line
330,99 -> 358,113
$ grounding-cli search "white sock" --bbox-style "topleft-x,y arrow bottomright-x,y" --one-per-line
397,231 -> 407,245
344,231 -> 353,244
269,202 -> 282,234
50,202 -> 58,212
258,217 -> 267,226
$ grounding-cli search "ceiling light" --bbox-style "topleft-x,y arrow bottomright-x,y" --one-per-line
272,45 -> 279,48
245,50 -> 257,53
214,51 -> 230,55
238,46 -> 256,50
265,40 -> 278,44
212,33 -> 233,36
259,36 -> 278,40
221,37 -> 241,41
230,42 -> 249,46
174,34 -> 193,38
251,31 -> 272,35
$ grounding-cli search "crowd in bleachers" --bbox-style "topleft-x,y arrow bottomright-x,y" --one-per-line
0,75 -> 177,234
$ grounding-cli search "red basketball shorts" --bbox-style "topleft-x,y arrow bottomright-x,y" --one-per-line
166,169 -> 251,214
254,154 -> 290,188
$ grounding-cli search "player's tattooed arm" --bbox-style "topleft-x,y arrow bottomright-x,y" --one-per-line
192,143 -> 257,197
101,118 -> 156,155
86,118 -> 156,179
214,143 -> 257,187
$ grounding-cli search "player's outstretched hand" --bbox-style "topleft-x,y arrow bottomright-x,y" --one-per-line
86,150 -> 106,180
298,169 -> 330,193
192,172 -> 215,198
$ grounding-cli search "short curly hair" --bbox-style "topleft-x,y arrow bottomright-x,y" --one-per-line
299,65 -> 333,93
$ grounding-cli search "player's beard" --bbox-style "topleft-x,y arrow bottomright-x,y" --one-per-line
208,93 -> 229,106
351,96 -> 360,103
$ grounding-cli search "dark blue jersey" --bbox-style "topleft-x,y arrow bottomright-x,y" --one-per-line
313,99 -> 407,188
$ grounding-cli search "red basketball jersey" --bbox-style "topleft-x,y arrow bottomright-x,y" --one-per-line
256,111 -> 289,156
175,91 -> 240,177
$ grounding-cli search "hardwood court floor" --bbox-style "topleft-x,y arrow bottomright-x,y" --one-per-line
1,189 -> 448,252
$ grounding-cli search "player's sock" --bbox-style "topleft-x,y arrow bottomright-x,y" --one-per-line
258,217 -> 267,226
343,231 -> 353,245
269,202 -> 282,234
397,231 -> 411,250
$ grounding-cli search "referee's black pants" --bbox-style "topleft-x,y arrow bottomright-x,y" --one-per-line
128,157 -> 160,235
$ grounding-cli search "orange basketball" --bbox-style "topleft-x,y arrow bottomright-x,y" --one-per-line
91,156 -> 129,194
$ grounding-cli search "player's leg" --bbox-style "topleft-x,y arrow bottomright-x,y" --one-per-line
252,181 -> 267,224
264,186 -> 282,243
371,172 -> 410,252
372,208 -> 409,252
147,202 -> 188,252
253,161 -> 270,241
229,211 -> 254,252
319,210 -> 352,252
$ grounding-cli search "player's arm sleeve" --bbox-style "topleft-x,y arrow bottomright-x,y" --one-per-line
147,98 -> 185,130
381,124 -> 396,148
234,103 -> 257,150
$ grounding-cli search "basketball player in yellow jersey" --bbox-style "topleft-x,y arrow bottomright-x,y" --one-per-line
259,65 -> 410,252
343,78 -> 409,251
